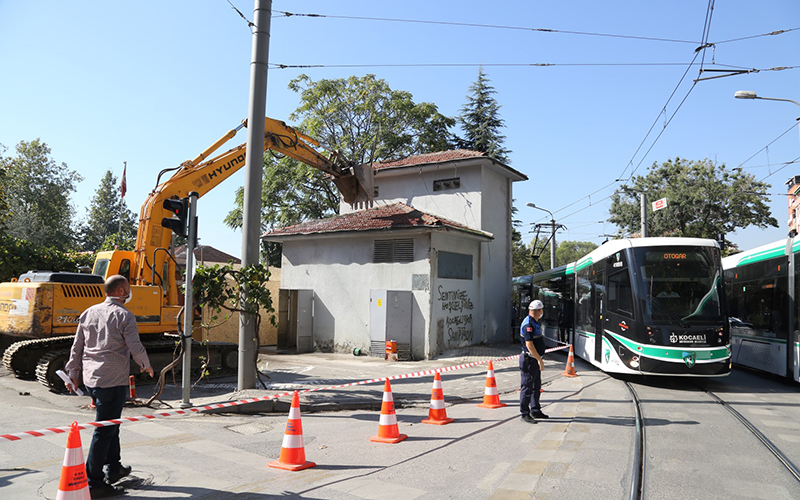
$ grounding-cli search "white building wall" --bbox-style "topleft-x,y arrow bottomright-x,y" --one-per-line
341,163 -> 484,229
279,232 -> 432,358
480,171 -> 514,344
429,232 -> 483,357
340,158 -> 517,347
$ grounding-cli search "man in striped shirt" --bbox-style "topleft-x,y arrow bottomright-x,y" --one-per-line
65,275 -> 153,498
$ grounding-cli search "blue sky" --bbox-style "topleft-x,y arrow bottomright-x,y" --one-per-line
1,1 -> 798,259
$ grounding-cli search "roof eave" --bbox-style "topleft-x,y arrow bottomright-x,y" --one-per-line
377,156 -> 527,182
262,224 -> 493,243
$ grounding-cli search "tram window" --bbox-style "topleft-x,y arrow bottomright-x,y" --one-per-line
608,269 -> 633,317
576,270 -> 594,334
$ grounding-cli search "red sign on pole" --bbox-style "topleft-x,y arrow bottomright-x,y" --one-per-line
652,198 -> 667,211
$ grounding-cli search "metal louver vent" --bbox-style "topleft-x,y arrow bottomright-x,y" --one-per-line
62,284 -> 104,298
374,238 -> 414,263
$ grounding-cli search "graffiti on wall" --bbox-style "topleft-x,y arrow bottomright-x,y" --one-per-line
437,285 -> 474,344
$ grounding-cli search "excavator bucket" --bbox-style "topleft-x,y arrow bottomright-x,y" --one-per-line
334,162 -> 374,209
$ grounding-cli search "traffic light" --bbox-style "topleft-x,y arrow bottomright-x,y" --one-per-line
162,197 -> 189,237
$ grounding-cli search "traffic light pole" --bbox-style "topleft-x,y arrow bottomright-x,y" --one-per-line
180,191 -> 199,408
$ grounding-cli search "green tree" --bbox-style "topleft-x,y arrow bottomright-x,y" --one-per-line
0,139 -> 82,248
79,170 -> 138,251
0,234 -> 95,282
457,67 -> 510,163
512,229 -> 537,276
608,158 -> 776,249
557,240 -> 599,265
225,74 -> 457,263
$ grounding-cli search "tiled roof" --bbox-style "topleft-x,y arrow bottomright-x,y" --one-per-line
174,245 -> 241,265
262,202 -> 492,239
372,150 -> 487,170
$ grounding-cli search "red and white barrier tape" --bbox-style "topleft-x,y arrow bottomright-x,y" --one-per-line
2,351 -> 535,443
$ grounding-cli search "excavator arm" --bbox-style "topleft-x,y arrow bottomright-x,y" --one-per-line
132,117 -> 374,300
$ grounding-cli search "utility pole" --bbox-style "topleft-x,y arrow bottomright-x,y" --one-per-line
549,218 -> 557,268
640,192 -> 648,238
239,0 -> 272,390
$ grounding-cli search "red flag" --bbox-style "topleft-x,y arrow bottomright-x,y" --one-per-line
120,162 -> 127,199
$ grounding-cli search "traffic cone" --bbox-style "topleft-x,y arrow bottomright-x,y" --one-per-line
477,361 -> 507,408
56,422 -> 90,500
421,372 -> 454,425
268,391 -> 316,471
562,344 -> 578,377
128,375 -> 137,400
370,379 -> 408,443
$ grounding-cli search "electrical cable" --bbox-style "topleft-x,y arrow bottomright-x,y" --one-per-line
268,62 -> 767,70
736,121 -> 800,170
548,3 -> 717,229
272,10 -> 798,48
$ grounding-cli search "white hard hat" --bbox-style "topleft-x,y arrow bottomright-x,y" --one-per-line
529,300 -> 544,310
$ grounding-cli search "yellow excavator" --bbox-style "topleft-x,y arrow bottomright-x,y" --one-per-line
0,117 -> 373,390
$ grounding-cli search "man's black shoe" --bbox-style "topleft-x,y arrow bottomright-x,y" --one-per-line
90,482 -> 125,499
520,414 -> 537,424
531,410 -> 549,419
106,465 -> 132,484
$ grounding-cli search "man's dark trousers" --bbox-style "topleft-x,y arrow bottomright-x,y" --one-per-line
86,386 -> 127,488
519,354 -> 542,415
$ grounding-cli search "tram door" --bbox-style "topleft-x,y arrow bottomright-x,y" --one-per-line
594,270 -> 605,363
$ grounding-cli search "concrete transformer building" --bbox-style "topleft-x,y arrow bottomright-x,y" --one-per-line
262,150 -> 527,359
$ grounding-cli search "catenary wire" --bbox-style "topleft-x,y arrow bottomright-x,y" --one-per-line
268,62 -> 768,70
272,10 -> 798,48
548,4 -> 717,228
736,121 -> 800,170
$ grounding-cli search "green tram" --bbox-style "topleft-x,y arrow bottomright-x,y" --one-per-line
722,238 -> 800,382
517,237 -> 731,376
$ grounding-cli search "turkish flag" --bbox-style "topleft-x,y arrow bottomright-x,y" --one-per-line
120,163 -> 127,199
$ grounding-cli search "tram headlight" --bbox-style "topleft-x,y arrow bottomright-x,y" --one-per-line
646,326 -> 660,344
630,356 -> 640,368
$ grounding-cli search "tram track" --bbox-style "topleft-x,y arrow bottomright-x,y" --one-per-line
700,386 -> 800,484
624,381 -> 645,500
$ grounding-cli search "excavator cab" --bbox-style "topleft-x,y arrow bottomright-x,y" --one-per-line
93,250 -> 136,282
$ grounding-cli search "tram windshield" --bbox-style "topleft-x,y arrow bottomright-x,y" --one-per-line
634,246 -> 724,324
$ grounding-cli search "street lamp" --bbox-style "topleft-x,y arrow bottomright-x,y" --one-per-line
735,90 -> 800,149
526,202 -> 558,269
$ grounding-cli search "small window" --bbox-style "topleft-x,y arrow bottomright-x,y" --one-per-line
433,177 -> 461,192
608,269 -> 634,317
374,238 -> 414,263
93,259 -> 110,278
119,259 -> 131,281
438,251 -> 473,279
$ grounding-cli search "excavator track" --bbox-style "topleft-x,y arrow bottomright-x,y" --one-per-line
21,333 -> 239,392
35,348 -> 71,392
3,333 -> 238,392
2,336 -> 75,380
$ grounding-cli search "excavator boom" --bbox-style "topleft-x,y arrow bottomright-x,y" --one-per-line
133,117 -> 373,293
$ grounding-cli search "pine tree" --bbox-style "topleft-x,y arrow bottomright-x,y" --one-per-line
80,170 -> 138,251
458,67 -> 511,163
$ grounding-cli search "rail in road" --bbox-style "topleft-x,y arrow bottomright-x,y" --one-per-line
623,373 -> 800,500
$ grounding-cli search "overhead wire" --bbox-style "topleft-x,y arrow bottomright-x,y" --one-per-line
544,1 -> 717,230
268,62 -> 774,70
272,10 -> 798,48
260,4 -> 796,236
735,121 -> 800,170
